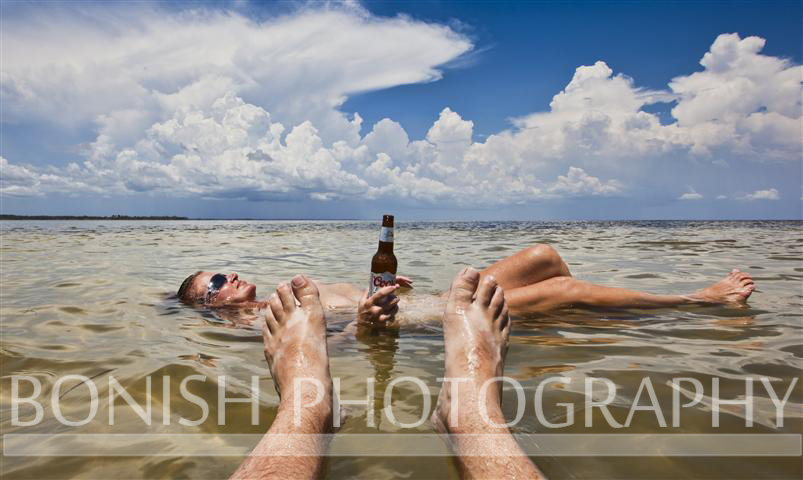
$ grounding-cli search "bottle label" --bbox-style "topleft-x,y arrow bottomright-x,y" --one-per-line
379,227 -> 394,243
369,271 -> 396,296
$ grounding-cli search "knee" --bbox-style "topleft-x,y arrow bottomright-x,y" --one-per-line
523,244 -> 562,267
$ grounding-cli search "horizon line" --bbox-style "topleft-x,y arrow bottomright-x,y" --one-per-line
1,215 -> 800,222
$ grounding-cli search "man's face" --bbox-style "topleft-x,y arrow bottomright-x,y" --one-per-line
194,271 -> 257,306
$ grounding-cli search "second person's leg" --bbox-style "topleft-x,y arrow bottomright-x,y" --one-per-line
480,244 -> 572,290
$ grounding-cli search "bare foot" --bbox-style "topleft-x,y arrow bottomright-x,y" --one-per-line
689,269 -> 756,304
262,274 -> 332,424
432,268 -> 511,434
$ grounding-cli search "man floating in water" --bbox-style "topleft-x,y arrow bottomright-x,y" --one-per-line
177,244 -> 756,323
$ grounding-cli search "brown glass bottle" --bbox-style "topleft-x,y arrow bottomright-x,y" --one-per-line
369,214 -> 397,295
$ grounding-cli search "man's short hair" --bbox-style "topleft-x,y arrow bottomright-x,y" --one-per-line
178,271 -> 203,304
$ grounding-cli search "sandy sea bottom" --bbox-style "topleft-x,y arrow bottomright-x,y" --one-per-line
1,220 -> 801,479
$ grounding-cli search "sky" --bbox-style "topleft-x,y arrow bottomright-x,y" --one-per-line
1,0 -> 801,220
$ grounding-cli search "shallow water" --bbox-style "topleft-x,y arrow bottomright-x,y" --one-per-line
1,220 -> 801,479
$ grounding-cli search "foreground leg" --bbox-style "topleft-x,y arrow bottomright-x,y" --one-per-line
231,275 -> 332,480
505,269 -> 756,313
432,268 -> 545,479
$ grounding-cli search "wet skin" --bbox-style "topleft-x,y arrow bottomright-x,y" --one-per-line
191,244 -> 756,321
230,275 -> 332,480
233,269 -> 544,480
430,268 -> 545,479
688,268 -> 756,304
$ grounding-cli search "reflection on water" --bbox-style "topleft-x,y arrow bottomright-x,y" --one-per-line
1,220 -> 801,479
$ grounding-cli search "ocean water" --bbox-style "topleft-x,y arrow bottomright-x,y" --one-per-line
1,220 -> 801,479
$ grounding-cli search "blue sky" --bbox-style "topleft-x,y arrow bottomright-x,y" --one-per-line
1,0 -> 801,219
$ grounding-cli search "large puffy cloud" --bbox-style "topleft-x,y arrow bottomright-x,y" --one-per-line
1,16 -> 800,208
1,3 -> 471,146
669,33 -> 802,159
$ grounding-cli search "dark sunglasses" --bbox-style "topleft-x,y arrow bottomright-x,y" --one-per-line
205,273 -> 227,304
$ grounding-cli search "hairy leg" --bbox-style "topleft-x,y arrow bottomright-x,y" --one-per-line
231,275 -> 332,480
480,244 -> 571,290
505,269 -> 756,313
432,268 -> 545,479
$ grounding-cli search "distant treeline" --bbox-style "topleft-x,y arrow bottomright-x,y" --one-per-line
0,214 -> 189,220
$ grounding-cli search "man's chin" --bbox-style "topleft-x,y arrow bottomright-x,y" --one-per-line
246,285 -> 258,300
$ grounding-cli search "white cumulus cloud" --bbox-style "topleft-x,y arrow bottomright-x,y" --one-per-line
1,3 -> 472,146
678,187 -> 703,200
669,33 -> 802,160
1,10 -> 800,210
548,167 -> 623,197
738,188 -> 780,201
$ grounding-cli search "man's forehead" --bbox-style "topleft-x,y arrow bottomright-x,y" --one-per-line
194,272 -> 213,291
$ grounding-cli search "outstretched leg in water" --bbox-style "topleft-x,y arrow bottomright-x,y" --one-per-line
480,244 -> 755,313
432,267 -> 546,479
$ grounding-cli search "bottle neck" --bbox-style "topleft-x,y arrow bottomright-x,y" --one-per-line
377,225 -> 394,252
377,240 -> 394,253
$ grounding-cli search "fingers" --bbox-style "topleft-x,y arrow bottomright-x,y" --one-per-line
396,275 -> 414,288
384,303 -> 399,317
361,294 -> 400,325
369,285 -> 399,304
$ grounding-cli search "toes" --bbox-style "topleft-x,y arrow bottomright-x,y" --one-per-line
276,283 -> 295,313
269,293 -> 283,323
740,278 -> 755,286
735,273 -> 751,282
264,308 -> 279,334
490,286 -> 506,319
476,275 -> 497,307
447,267 -> 480,308
261,317 -> 273,341
499,306 -> 511,338
291,274 -> 321,311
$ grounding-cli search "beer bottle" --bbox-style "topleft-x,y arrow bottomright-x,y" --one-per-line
370,214 -> 397,296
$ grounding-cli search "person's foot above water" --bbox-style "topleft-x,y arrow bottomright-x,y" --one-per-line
689,269 -> 756,304
262,275 -> 333,421
432,268 -> 511,434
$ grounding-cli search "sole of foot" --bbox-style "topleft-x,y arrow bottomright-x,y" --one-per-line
432,267 -> 511,435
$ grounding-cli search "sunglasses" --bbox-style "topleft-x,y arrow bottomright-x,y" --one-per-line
205,273 -> 228,304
